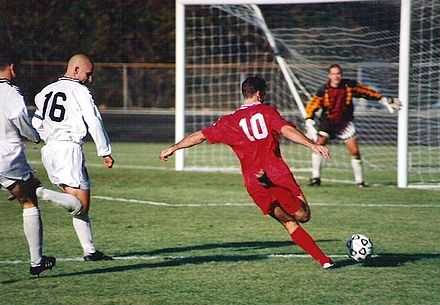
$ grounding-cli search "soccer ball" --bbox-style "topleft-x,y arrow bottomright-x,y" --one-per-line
346,234 -> 373,262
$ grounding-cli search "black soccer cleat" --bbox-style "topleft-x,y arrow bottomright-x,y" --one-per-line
356,182 -> 369,188
30,256 -> 56,276
308,177 -> 321,186
83,250 -> 113,261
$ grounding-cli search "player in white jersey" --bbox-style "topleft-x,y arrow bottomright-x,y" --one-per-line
32,54 -> 114,261
0,51 -> 56,276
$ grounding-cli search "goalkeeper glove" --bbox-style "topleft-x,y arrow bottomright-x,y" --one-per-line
305,119 -> 318,141
379,97 -> 401,114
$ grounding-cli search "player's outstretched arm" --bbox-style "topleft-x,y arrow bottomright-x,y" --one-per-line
12,109 -> 41,144
160,131 -> 206,161
281,125 -> 330,160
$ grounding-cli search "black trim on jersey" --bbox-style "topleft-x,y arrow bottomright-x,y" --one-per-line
0,78 -> 24,97
58,76 -> 81,83
12,84 -> 24,97
315,85 -> 326,97
33,113 -> 43,120
345,79 -> 358,87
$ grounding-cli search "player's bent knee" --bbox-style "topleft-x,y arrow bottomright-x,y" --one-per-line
73,212 -> 90,221
8,183 -> 36,206
70,205 -> 84,216
295,209 -> 311,223
270,204 -> 295,223
294,201 -> 311,223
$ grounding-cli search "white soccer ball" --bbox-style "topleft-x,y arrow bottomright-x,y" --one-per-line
346,234 -> 373,262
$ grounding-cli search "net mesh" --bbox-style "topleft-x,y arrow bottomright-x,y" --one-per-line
408,0 -> 440,185
184,1 -> 440,185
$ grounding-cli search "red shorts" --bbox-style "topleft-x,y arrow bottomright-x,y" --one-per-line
245,173 -> 305,215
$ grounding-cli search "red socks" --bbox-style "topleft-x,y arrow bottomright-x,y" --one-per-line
290,226 -> 331,266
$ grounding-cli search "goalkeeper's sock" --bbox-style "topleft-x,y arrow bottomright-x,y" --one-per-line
351,158 -> 364,184
290,226 -> 331,266
311,153 -> 322,178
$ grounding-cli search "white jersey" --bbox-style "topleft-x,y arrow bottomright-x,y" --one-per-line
0,79 -> 39,179
33,77 -> 111,156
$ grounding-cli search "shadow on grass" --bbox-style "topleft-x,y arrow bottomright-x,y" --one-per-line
333,253 -> 440,269
116,239 -> 338,257
364,253 -> 440,267
49,254 -> 270,278
36,252 -> 440,278
0,239 -> 338,284
4,250 -> 437,283
0,239 -> 337,284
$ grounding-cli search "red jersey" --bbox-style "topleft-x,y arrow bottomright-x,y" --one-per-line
202,103 -> 293,183
202,103 -> 304,215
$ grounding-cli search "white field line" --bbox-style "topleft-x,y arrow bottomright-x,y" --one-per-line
92,196 -> 251,207
25,159 -> 440,189
28,160 -> 172,171
28,160 -> 356,184
0,254 -> 350,265
92,195 -> 440,208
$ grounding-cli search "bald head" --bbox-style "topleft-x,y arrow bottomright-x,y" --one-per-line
65,54 -> 94,84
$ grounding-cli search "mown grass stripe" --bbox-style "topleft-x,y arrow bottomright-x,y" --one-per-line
92,195 -> 440,208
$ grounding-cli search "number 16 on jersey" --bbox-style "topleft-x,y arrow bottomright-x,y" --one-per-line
42,91 -> 66,122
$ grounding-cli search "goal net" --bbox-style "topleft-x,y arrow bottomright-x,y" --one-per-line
177,0 -> 440,186
407,0 -> 440,186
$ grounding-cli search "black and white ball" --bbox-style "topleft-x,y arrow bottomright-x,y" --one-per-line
346,234 -> 373,262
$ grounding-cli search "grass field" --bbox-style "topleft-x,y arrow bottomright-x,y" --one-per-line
1,142 -> 439,305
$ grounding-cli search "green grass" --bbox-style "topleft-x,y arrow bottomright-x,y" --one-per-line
1,142 -> 439,305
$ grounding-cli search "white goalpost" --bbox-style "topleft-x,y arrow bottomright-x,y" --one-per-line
176,0 -> 440,188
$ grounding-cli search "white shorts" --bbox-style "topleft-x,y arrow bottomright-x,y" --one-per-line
41,142 -> 90,190
0,172 -> 32,188
319,121 -> 357,141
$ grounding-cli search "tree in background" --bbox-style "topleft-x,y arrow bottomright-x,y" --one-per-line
0,0 -> 174,63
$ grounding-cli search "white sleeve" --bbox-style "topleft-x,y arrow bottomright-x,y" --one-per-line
75,88 -> 111,156
31,93 -> 47,141
11,103 -> 40,143
31,112 -> 47,142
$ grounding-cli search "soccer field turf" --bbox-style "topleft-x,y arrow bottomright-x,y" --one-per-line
1,143 -> 439,305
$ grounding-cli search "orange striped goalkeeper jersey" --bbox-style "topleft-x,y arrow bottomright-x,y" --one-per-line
305,79 -> 383,124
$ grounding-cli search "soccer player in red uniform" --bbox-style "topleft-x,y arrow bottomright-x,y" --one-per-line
305,64 -> 400,187
160,76 -> 334,269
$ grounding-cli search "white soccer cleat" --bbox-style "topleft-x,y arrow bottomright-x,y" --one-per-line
322,261 -> 335,269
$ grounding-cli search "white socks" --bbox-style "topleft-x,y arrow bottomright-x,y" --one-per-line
351,158 -> 364,184
36,187 -> 82,215
73,214 -> 96,255
22,207 -> 43,267
311,152 -> 322,179
312,153 -> 364,184
35,187 -> 95,255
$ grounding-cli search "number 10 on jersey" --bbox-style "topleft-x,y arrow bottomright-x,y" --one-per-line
239,113 -> 268,141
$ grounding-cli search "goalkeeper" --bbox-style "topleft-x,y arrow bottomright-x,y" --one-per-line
304,64 -> 400,187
